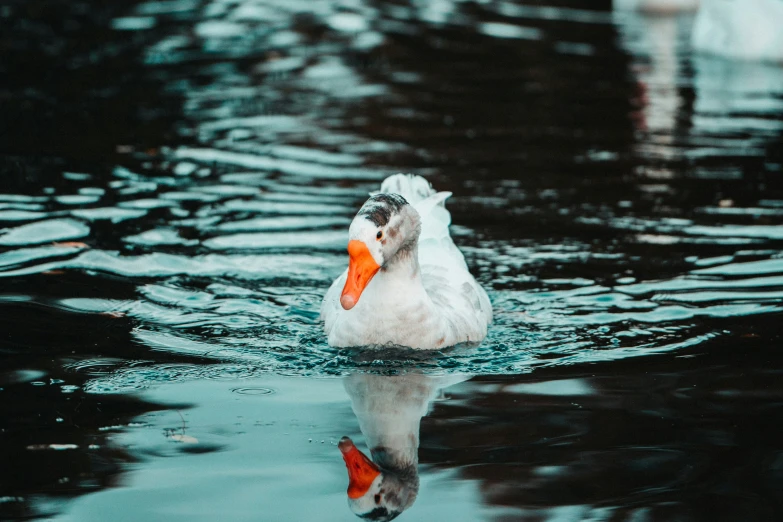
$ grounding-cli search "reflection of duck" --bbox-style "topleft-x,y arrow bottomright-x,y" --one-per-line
692,0 -> 783,62
338,373 -> 468,520
321,174 -> 491,349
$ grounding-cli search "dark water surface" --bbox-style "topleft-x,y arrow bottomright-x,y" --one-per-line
1,0 -> 782,520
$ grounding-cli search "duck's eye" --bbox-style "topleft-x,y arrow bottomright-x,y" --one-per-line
376,230 -> 383,240
374,494 -> 381,504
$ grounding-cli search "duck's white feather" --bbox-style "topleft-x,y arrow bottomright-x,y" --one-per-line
321,174 -> 492,349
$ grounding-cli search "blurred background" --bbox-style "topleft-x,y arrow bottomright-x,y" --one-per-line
1,0 -> 782,521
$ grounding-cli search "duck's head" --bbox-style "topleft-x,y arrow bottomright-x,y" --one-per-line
340,193 -> 421,310
339,436 -> 419,521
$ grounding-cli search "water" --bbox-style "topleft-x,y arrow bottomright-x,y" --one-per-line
1,0 -> 782,520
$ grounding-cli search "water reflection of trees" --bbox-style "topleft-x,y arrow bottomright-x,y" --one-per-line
0,1 -> 186,517
335,333 -> 783,521
420,338 -> 783,520
0,298 -> 175,519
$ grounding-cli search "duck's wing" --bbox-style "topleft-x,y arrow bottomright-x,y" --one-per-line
421,263 -> 493,334
414,190 -> 469,268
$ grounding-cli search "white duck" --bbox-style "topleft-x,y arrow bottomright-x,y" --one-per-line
692,0 -> 783,62
321,174 -> 492,349
338,373 -> 469,521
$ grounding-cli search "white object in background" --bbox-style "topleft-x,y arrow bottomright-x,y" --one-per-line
614,0 -> 700,14
692,0 -> 783,62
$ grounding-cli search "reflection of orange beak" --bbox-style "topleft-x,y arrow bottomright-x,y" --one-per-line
339,436 -> 381,499
340,240 -> 381,310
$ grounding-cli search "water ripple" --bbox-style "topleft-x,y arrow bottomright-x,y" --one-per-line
1,0 -> 782,396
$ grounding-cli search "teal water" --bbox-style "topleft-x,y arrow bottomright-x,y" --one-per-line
1,0 -> 782,520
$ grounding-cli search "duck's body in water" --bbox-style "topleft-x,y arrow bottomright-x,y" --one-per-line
321,174 -> 492,349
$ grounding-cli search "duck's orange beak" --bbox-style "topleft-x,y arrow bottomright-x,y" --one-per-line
339,436 -> 381,499
340,240 -> 381,310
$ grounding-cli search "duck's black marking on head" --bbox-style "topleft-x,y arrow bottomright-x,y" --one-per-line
358,194 -> 408,227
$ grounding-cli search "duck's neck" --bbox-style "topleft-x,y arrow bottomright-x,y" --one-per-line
384,242 -> 420,277
369,242 -> 428,304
